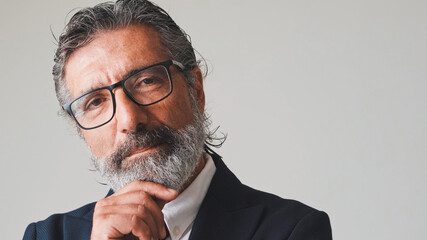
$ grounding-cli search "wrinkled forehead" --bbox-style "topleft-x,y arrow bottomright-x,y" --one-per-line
64,25 -> 170,98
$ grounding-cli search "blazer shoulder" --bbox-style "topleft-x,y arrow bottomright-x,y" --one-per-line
242,183 -> 315,213
241,185 -> 332,239
23,201 -> 96,240
288,210 -> 332,239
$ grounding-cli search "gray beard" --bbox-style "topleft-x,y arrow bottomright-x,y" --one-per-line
92,108 -> 206,192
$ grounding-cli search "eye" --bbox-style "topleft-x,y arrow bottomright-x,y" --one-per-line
125,67 -> 169,93
84,96 -> 107,111
141,78 -> 155,85
88,98 -> 103,107
131,76 -> 163,91
71,89 -> 112,119
135,77 -> 158,87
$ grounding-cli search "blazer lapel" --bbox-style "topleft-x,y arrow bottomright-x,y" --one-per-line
63,215 -> 93,240
63,198 -> 101,240
189,150 -> 265,240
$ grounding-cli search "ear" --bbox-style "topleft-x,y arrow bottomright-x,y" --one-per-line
191,67 -> 205,114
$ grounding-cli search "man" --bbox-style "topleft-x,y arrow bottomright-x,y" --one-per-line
24,0 -> 332,239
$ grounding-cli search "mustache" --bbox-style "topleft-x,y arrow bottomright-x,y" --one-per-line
108,125 -> 176,167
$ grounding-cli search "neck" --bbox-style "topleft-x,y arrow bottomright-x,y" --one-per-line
178,153 -> 206,193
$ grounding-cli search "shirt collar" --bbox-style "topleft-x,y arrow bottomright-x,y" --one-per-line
162,152 -> 216,240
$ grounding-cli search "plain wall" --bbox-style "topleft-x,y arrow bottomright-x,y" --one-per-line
1,0 -> 426,239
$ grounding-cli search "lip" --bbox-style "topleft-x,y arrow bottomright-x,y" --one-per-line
128,148 -> 153,157
125,143 -> 164,160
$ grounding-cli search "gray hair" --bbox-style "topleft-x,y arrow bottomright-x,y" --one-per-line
53,0 -> 198,106
54,0 -> 225,147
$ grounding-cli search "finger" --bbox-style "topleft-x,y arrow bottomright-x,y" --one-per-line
114,180 -> 178,201
96,192 -> 166,237
131,214 -> 155,240
95,203 -> 161,239
92,213 -> 153,240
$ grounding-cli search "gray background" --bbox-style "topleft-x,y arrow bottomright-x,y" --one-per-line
1,0 -> 426,239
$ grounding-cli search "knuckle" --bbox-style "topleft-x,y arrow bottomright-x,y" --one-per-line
99,213 -> 110,221
95,199 -> 106,208
137,190 -> 149,200
130,215 -> 145,231
93,204 -> 104,213
93,212 -> 109,222
136,204 -> 148,216
130,212 -> 153,238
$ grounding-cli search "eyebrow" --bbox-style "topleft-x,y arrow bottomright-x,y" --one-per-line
121,66 -> 147,81
78,80 -> 105,96
76,64 -> 149,96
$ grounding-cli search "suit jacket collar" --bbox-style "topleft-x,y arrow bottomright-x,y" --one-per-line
61,202 -> 95,239
189,147 -> 265,240
63,215 -> 93,240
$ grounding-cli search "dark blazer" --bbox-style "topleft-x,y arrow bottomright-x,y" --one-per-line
23,150 -> 332,239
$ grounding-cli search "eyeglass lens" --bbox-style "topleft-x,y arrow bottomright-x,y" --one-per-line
70,64 -> 172,129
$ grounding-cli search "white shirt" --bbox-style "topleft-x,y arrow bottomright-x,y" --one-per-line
162,153 -> 216,240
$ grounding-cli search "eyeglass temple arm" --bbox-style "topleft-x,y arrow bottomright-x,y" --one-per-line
172,60 -> 185,71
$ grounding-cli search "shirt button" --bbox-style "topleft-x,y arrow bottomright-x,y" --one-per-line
173,226 -> 180,236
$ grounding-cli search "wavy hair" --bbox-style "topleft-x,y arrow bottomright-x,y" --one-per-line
53,0 -> 225,147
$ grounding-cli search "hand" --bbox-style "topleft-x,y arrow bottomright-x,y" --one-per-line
91,180 -> 178,240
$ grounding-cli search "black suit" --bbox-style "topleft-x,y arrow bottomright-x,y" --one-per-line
24,149 -> 332,239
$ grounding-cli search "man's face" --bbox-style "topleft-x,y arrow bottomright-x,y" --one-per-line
64,25 -> 205,190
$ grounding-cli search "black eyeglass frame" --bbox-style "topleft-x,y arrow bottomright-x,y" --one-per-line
62,59 -> 184,130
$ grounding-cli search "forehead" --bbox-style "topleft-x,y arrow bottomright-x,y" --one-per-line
64,24 -> 169,98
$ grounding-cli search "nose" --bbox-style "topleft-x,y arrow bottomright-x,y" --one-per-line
113,88 -> 147,134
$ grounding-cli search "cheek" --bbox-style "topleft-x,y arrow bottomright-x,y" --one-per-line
171,100 -> 194,125
155,91 -> 194,129
83,130 -> 115,157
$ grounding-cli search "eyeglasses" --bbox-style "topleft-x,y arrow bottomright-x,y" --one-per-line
62,60 -> 184,130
